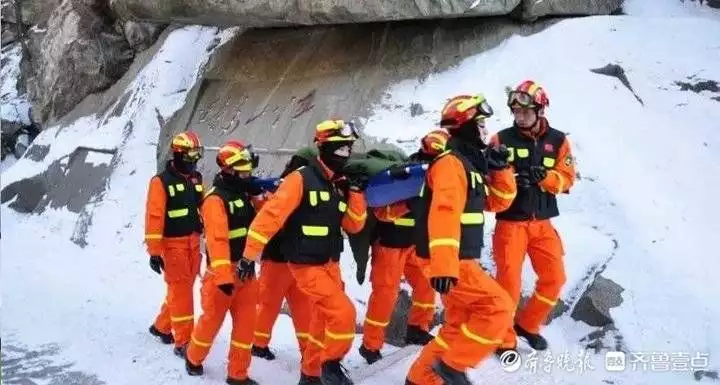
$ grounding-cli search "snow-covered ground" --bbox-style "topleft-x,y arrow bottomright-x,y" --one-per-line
2,0 -> 720,384
1,42 -> 31,125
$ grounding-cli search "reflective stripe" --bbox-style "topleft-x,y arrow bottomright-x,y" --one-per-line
365,317 -> 390,327
254,331 -> 271,338
547,170 -> 566,193
517,148 -> 529,158
320,191 -> 330,201
470,171 -> 484,190
195,184 -> 203,192
309,191 -> 318,206
171,315 -> 194,323
394,218 -> 415,227
412,301 -> 435,309
229,227 -> 248,239
302,225 -> 329,236
168,208 -> 189,218
488,185 -> 516,200
191,335 -> 212,348
507,147 -> 515,162
429,238 -> 460,249
325,329 -> 355,341
534,292 -> 557,306
176,183 -> 185,192
543,157 -> 556,168
435,335 -> 450,350
144,234 -> 162,240
211,259 -> 231,268
338,201 -> 347,212
460,324 -> 502,345
248,229 -> 269,244
231,340 -> 252,350
296,332 -> 310,340
308,336 -> 325,348
347,209 -> 367,222
460,212 -> 484,224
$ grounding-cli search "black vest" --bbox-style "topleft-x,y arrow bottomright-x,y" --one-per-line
282,160 -> 348,265
414,148 -> 487,260
205,177 -> 257,262
261,231 -> 287,263
157,163 -> 203,237
375,206 -> 416,249
495,126 -> 565,221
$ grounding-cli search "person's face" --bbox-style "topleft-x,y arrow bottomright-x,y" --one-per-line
512,107 -> 538,129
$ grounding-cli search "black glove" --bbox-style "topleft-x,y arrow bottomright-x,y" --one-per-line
528,166 -> 547,184
430,277 -> 458,294
515,171 -> 532,190
218,283 -> 234,296
486,145 -> 510,171
348,175 -> 369,192
388,164 -> 411,180
246,177 -> 264,196
236,258 -> 255,282
149,255 -> 164,274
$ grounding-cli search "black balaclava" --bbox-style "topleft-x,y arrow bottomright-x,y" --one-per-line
451,120 -> 487,149
318,141 -> 352,174
448,120 -> 489,173
172,152 -> 198,174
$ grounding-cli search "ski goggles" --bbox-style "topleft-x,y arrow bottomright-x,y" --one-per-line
456,95 -> 494,118
183,147 -> 204,162
316,120 -> 360,142
507,91 -> 537,108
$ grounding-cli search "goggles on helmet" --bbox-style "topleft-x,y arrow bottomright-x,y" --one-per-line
507,91 -> 537,108
183,147 -> 204,162
226,147 -> 258,172
316,120 -> 359,142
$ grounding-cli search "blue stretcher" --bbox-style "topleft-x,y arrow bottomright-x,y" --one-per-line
252,164 -> 428,208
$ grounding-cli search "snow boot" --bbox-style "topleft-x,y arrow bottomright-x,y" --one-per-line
320,360 -> 354,385
405,325 -> 434,346
226,377 -> 259,385
185,356 -> 203,376
173,344 -> 187,358
148,325 -> 174,344
298,373 -> 322,385
514,324 -> 548,351
494,346 -> 519,359
358,345 -> 382,365
432,359 -> 472,385
251,345 -> 276,360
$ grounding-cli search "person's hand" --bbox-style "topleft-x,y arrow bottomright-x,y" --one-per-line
486,145 -> 510,171
348,175 -> 369,192
236,258 -> 255,281
430,277 -> 457,294
527,166 -> 547,184
149,255 -> 164,274
246,177 -> 264,196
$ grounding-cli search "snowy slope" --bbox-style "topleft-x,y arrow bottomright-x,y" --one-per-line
1,43 -> 31,125
2,1 -> 720,385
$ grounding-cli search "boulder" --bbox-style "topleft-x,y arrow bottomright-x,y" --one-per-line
1,0 -> 63,26
119,20 -> 166,52
29,0 -> 134,125
109,0 -> 522,28
1,22 -> 18,46
520,0 -> 623,21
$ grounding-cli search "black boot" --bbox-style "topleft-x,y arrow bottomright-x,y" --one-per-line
431,359 -> 472,385
298,373 -> 322,385
252,345 -> 276,360
494,346 -> 519,359
320,360 -> 354,385
185,356 -> 203,376
226,377 -> 259,385
405,325 -> 434,346
358,345 -> 382,365
148,325 -> 174,344
173,344 -> 187,358
514,324 -> 548,351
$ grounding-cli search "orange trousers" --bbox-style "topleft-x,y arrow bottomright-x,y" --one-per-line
492,219 -> 566,348
255,260 -> 312,354
289,261 -> 356,377
407,260 -> 513,385
186,270 -> 259,380
152,234 -> 202,348
363,243 -> 435,351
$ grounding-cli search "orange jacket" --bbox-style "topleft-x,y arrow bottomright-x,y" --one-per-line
144,176 -> 167,256
200,190 -> 268,285
426,154 -> 516,279
373,201 -> 411,223
243,159 -> 367,261
489,127 -> 576,195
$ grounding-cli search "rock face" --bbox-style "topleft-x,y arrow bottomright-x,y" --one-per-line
520,0 -> 623,20
109,0 -> 522,27
29,0 -> 134,125
120,20 -> 166,52
1,0 -> 63,26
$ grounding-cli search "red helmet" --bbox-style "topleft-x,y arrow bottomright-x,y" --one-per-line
440,94 -> 494,130
507,80 -> 549,109
171,131 -> 203,161
420,129 -> 450,157
216,140 -> 258,172
313,119 -> 359,145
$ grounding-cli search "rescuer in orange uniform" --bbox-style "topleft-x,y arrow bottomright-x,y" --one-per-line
184,140 -> 264,385
251,158 -> 313,362
359,129 -> 450,365
490,80 -> 576,354
405,95 -> 517,385
145,131 -> 204,356
243,119 -> 367,385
